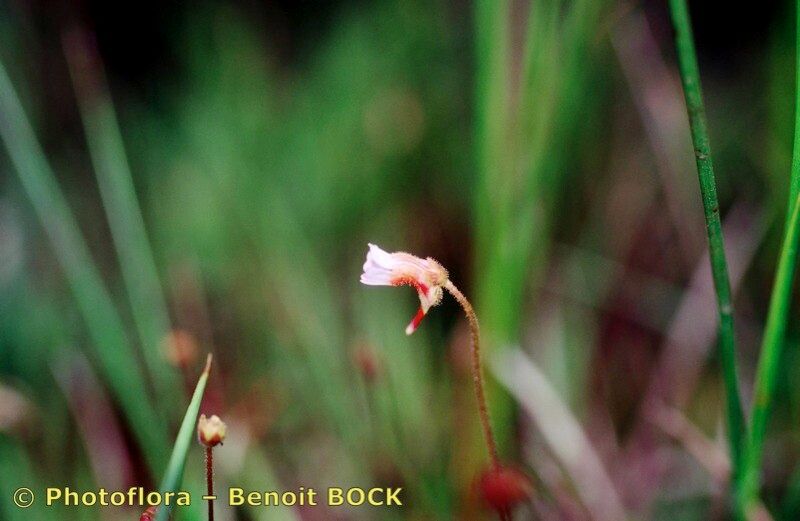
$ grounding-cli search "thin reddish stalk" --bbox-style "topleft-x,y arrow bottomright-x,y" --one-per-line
205,446 -> 214,521
444,280 -> 500,468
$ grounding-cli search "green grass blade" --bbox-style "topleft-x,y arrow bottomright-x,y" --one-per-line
63,31 -> 179,405
740,198 -> 800,515
776,3 -> 800,517
474,0 -> 510,303
0,57 -> 168,473
470,0 -> 512,486
155,354 -> 212,521
740,1 -> 800,515
789,1 -> 800,223
668,0 -> 746,481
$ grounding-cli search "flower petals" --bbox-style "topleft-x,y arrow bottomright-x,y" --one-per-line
360,244 -> 396,285
360,243 -> 448,334
405,307 -> 426,335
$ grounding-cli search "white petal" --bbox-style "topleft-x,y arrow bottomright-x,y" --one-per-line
365,243 -> 396,269
360,270 -> 393,285
360,243 -> 397,286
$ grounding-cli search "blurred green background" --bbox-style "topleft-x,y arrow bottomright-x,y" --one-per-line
0,0 -> 798,519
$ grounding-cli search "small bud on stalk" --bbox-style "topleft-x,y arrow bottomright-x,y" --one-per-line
198,414 -> 227,521
197,414 -> 227,447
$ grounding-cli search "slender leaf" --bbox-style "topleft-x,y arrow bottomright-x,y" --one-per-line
0,57 -> 168,473
155,354 -> 213,521
669,0 -> 746,485
740,0 -> 800,515
63,30 -> 180,407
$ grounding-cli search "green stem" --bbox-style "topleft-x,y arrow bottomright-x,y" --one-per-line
740,194 -> 800,514
63,30 -> 179,405
472,0 -> 513,478
789,0 -> 800,224
740,1 -> 800,515
781,7 -> 800,515
155,355 -> 213,521
0,57 -> 168,475
669,0 -> 746,485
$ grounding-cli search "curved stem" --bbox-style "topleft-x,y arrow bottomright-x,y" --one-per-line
444,279 -> 500,468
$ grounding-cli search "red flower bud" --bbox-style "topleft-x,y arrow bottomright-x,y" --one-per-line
476,465 -> 533,513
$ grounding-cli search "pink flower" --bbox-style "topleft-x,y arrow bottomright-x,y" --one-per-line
360,243 -> 448,334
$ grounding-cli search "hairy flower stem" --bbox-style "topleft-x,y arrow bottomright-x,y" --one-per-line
444,280 -> 500,468
205,447 -> 214,521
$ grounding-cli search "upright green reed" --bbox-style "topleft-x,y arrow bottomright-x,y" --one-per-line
471,4 -> 512,495
784,3 -> 800,479
789,0 -> 800,226
155,355 -> 212,521
742,196 -> 800,511
473,0 -> 509,350
741,0 -> 800,507
668,0 -> 746,483
672,0 -> 800,515
64,32 -> 179,408
473,0 -> 604,462
0,59 -> 168,473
